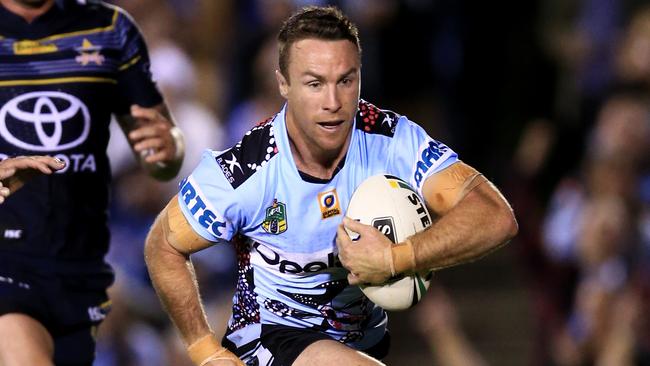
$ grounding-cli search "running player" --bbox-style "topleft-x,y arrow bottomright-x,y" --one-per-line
145,6 -> 516,366
0,0 -> 184,365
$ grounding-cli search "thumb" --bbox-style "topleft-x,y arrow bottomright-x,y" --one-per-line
342,217 -> 367,232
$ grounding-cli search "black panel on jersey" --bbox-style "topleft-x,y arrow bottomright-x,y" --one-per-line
355,99 -> 401,137
216,117 -> 279,189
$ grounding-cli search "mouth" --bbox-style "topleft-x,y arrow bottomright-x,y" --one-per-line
317,120 -> 345,131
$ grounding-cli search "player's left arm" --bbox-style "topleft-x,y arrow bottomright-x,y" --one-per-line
116,103 -> 185,181
339,162 -> 517,285
411,161 -> 518,270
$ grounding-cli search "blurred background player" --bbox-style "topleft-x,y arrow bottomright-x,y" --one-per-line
0,0 -> 184,365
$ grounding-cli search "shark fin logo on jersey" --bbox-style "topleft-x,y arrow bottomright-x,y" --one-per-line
413,140 -> 450,188
318,189 -> 341,219
262,199 -> 287,235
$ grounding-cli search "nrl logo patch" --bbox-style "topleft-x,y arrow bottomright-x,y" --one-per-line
262,199 -> 287,235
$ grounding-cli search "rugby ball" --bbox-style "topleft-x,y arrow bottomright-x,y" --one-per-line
345,174 -> 434,311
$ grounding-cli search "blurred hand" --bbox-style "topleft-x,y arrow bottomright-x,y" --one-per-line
0,156 -> 65,204
336,217 -> 393,285
128,104 -> 177,165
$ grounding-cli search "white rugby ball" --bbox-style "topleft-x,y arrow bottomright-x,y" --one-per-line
345,174 -> 434,311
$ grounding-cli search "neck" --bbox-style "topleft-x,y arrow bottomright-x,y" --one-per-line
0,0 -> 55,23
286,119 -> 350,181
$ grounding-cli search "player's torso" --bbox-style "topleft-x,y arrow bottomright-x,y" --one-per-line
0,4 -> 125,261
220,114 -> 397,346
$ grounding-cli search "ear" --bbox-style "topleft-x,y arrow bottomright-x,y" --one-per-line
275,70 -> 289,99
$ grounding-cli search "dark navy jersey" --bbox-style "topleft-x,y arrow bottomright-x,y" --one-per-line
0,1 -> 162,269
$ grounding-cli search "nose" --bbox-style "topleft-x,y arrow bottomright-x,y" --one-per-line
323,85 -> 342,113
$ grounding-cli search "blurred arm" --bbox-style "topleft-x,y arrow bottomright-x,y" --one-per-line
116,103 -> 184,181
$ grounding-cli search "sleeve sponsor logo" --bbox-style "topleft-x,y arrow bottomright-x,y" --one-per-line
179,176 -> 229,238
413,140 -> 450,188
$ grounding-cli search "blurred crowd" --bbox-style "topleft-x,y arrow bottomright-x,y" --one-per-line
97,0 -> 650,365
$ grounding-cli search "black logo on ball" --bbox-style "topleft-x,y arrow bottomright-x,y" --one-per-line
371,217 -> 396,243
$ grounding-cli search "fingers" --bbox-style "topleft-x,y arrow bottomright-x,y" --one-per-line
40,156 -> 66,173
130,104 -> 159,120
0,156 -> 65,203
0,167 -> 16,180
129,124 -> 175,162
132,133 -> 166,151
335,224 -> 352,259
129,123 -> 170,143
28,156 -> 66,174
0,156 -> 65,176
342,216 -> 366,231
0,184 -> 10,204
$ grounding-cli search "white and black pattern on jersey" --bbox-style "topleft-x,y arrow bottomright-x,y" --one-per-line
229,237 -> 260,332
355,99 -> 401,137
215,117 -> 279,189
266,280 -> 372,334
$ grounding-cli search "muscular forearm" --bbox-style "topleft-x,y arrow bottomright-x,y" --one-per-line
144,219 -> 212,344
411,181 -> 517,272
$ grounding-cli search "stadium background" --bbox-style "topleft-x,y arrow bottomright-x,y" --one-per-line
100,0 -> 650,365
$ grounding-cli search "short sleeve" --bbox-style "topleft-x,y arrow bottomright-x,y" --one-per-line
177,150 -> 239,243
387,118 -> 459,196
112,10 -> 163,114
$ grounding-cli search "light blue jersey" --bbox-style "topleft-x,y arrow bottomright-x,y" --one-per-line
178,100 -> 458,364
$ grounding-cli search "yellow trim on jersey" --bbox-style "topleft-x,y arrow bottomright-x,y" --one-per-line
118,55 -> 141,71
0,77 -> 117,87
26,9 -> 119,43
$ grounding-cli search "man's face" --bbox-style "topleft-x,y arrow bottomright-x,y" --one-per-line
277,39 -> 361,154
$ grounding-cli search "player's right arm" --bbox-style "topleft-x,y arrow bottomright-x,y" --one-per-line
144,195 -> 243,366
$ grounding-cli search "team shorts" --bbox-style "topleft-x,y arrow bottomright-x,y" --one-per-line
0,259 -> 113,366
250,324 -> 390,366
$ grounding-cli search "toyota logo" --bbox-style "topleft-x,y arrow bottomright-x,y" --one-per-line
0,91 -> 90,151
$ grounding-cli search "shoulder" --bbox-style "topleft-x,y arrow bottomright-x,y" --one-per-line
214,116 -> 279,189
355,99 -> 402,137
